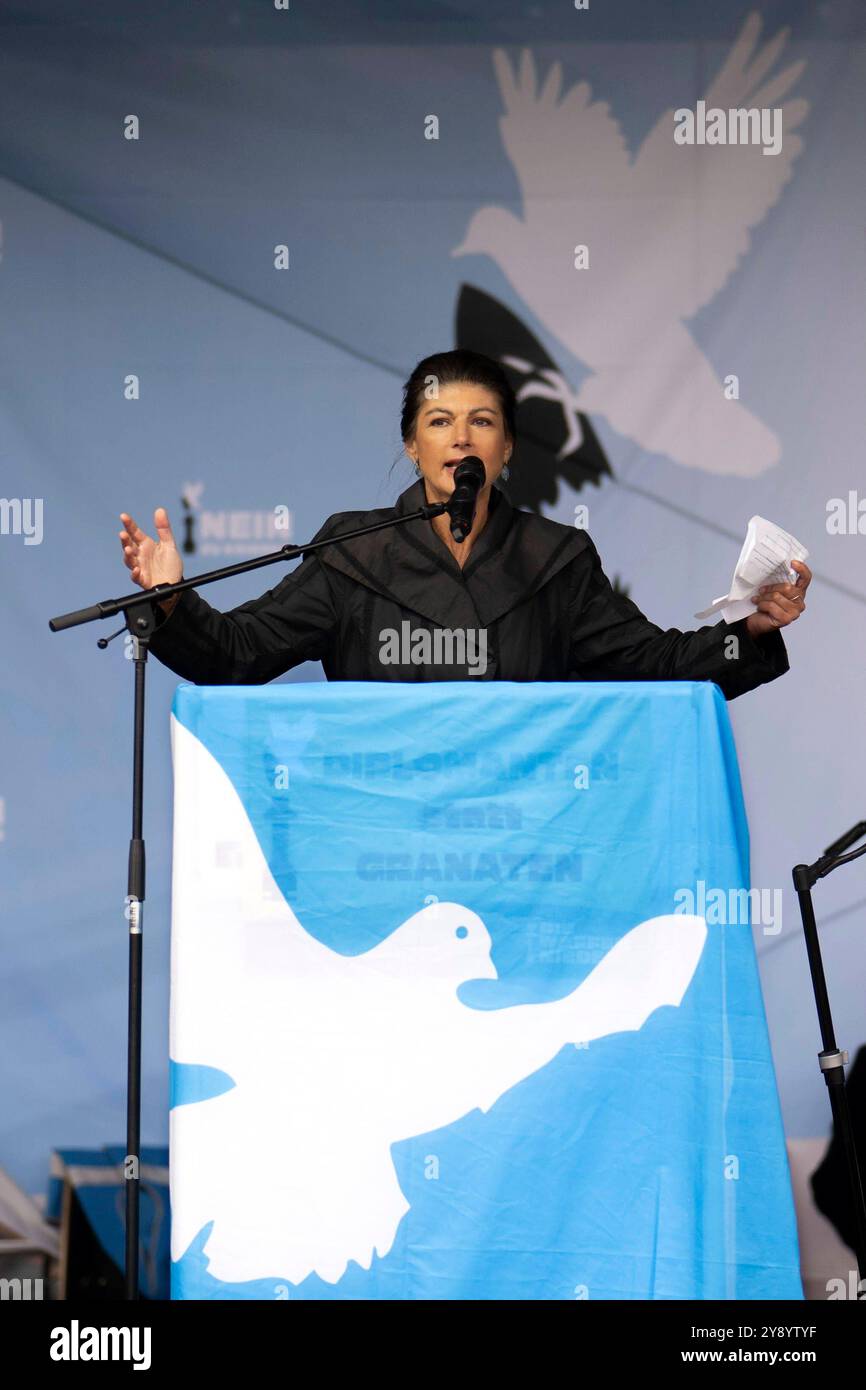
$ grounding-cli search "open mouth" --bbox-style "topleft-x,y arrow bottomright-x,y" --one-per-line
443,459 -> 468,472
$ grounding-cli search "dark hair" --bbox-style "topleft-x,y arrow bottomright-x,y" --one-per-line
399,349 -> 517,445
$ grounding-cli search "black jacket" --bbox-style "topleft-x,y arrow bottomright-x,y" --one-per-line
148,479 -> 789,698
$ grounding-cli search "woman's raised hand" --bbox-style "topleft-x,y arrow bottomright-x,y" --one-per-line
119,508 -> 183,609
745,558 -> 812,639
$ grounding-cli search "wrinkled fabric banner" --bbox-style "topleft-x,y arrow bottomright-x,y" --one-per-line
168,681 -> 802,1300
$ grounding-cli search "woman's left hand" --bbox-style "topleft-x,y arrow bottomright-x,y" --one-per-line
745,559 -> 812,639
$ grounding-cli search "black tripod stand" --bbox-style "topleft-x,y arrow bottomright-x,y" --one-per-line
48,498 -> 448,1298
793,821 -> 866,1297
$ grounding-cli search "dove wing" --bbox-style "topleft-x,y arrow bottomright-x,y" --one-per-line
492,46 -> 631,204
170,714 -> 348,1074
631,12 -> 808,318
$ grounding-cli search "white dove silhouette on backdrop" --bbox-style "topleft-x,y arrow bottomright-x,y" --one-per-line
453,11 -> 808,477
169,717 -> 707,1286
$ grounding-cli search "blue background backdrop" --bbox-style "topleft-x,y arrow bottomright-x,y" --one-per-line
0,0 -> 863,1202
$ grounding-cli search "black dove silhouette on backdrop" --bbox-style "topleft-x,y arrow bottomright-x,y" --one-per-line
456,284 -> 613,511
456,284 -> 632,598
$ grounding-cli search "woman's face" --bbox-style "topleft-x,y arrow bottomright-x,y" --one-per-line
406,381 -> 512,505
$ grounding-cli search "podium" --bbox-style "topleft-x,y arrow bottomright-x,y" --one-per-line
167,681 -> 802,1300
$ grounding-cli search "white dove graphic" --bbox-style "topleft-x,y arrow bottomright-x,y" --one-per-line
453,12 -> 808,476
169,716 -> 707,1287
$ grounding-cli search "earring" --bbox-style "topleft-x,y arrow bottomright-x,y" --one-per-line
413,459 -> 421,475
501,459 -> 511,481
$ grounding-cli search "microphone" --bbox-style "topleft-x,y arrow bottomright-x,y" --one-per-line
447,457 -> 486,542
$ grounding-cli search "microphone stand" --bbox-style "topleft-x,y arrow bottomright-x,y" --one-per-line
792,822 -> 866,1296
48,499 -> 447,1300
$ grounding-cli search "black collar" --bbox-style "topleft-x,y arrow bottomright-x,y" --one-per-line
318,478 -> 588,629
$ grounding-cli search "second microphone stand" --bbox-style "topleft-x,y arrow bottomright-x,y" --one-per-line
793,822 -> 866,1297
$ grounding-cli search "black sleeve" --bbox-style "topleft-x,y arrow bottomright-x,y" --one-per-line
568,533 -> 789,702
147,518 -> 341,685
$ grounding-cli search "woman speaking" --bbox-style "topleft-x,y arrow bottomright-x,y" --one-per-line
118,349 -> 810,694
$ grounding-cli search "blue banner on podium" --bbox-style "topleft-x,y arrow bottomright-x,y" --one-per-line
168,681 -> 802,1300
